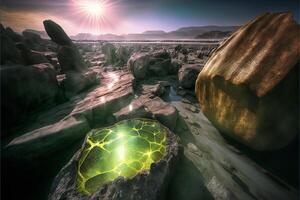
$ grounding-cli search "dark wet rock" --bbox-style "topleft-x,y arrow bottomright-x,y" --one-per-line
48,119 -> 181,200
5,27 -> 23,42
1,64 -> 61,136
57,45 -> 87,72
43,20 -> 73,46
0,33 -> 24,65
127,50 -> 174,80
16,43 -> 50,65
178,64 -> 203,89
195,12 -> 300,151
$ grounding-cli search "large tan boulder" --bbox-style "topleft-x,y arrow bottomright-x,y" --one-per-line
195,12 -> 300,151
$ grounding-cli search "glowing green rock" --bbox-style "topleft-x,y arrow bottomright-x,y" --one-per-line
77,119 -> 167,194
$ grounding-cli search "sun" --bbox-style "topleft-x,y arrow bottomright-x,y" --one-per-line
71,0 -> 118,34
77,0 -> 105,18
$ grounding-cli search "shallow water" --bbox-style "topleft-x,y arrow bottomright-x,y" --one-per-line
164,86 -> 182,102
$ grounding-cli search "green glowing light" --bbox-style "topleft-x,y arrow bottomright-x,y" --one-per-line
77,119 -> 167,194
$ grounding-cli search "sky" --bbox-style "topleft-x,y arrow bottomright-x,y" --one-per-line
0,0 -> 299,35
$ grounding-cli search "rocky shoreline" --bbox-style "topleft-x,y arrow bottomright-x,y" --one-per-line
1,12 -> 299,200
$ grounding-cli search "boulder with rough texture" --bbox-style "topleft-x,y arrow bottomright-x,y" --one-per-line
127,50 -> 174,80
48,118 -> 181,200
127,52 -> 149,79
1,64 -> 61,135
178,64 -> 203,89
195,12 -> 300,151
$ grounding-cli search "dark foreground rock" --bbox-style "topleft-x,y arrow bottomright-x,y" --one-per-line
0,32 -> 24,65
16,43 -> 50,65
4,70 -> 134,158
48,119 -> 181,200
195,12 -> 299,151
0,64 -> 61,136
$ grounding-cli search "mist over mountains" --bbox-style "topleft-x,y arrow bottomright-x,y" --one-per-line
25,25 -> 239,40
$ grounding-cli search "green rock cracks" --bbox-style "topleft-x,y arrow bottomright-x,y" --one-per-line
77,119 -> 167,194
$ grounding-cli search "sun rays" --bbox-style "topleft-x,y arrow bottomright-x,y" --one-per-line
71,0 -> 118,34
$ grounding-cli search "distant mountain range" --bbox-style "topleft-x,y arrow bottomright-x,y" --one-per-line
25,25 -> 240,41
195,30 -> 233,39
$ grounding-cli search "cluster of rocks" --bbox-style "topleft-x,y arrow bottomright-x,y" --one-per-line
2,12 -> 299,200
0,24 -> 61,135
1,24 -> 57,66
0,21 -> 100,135
100,43 -> 135,67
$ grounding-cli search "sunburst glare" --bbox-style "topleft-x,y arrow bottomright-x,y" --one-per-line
71,0 -> 118,34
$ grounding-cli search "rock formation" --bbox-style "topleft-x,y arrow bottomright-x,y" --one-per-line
195,12 -> 300,151
43,20 -> 99,95
43,20 -> 86,72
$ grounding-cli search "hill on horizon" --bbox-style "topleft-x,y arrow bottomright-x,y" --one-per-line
25,25 -> 240,40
